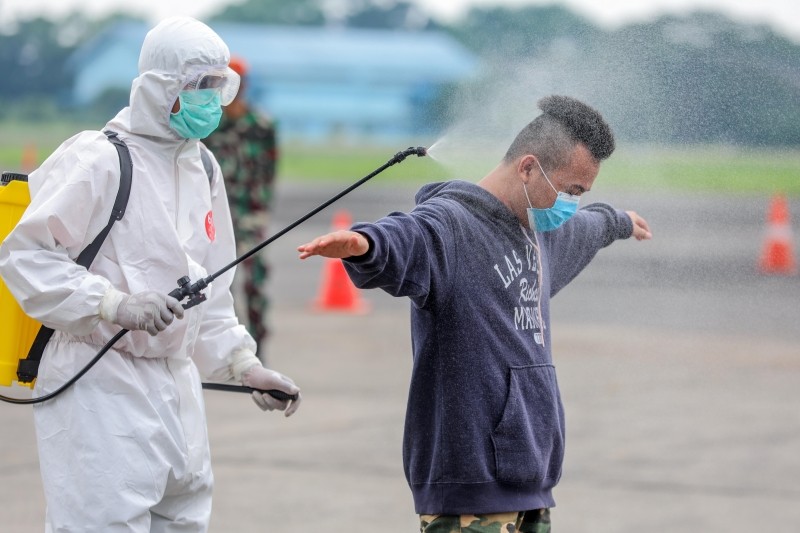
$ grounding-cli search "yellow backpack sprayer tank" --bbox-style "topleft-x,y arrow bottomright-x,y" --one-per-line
0,172 -> 38,389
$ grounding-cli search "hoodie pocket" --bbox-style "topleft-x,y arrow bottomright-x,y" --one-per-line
491,364 -> 565,484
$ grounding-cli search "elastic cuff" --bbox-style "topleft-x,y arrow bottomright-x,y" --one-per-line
98,286 -> 126,322
230,348 -> 261,383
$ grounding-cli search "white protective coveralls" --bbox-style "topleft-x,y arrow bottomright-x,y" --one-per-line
0,17 -> 292,532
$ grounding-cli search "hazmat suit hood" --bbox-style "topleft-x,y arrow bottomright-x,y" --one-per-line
120,16 -> 234,140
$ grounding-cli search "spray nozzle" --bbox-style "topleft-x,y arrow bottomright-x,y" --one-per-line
389,146 -> 427,165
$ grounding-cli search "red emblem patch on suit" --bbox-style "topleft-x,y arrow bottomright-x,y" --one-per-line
205,211 -> 215,241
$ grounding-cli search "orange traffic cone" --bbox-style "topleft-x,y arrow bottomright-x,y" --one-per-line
758,195 -> 796,275
312,210 -> 370,313
21,143 -> 37,174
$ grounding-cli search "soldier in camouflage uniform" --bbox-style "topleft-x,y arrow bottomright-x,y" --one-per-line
204,55 -> 277,360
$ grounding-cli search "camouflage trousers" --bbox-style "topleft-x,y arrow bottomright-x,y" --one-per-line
420,509 -> 550,533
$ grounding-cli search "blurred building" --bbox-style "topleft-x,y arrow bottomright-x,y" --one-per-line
69,21 -> 478,141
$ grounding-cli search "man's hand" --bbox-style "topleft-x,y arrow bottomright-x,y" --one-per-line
242,365 -> 302,417
626,211 -> 652,241
297,230 -> 369,260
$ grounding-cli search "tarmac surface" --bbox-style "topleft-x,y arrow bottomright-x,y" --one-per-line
1,179 -> 799,532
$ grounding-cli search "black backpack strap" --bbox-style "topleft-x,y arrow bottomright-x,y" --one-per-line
76,131 -> 133,265
17,130 -> 133,383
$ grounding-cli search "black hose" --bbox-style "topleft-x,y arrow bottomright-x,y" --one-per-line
0,329 -> 297,405
0,330 -> 127,405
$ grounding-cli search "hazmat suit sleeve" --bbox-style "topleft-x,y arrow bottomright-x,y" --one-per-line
190,146 -> 257,382
0,133 -> 121,336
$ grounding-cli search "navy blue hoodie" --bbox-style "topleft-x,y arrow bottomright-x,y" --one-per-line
344,180 -> 633,514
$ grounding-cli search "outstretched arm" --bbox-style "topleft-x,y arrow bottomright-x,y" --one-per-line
297,204 -> 455,307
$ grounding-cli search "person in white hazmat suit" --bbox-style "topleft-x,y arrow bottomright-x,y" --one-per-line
0,17 -> 301,532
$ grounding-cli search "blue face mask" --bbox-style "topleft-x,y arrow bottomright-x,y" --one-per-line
524,160 -> 580,232
169,89 -> 222,139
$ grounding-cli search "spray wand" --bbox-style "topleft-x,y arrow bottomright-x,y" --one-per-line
1,146 -> 427,405
169,146 -> 427,310
175,146 -> 426,396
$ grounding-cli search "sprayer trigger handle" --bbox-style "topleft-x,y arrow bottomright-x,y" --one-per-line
201,383 -> 299,401
184,293 -> 207,310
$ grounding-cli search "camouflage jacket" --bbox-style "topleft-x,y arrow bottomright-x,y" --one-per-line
204,107 -> 278,219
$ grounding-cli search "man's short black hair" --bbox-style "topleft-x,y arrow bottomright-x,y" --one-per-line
538,95 -> 615,161
503,95 -> 615,169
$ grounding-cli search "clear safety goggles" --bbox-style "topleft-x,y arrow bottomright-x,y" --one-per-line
182,67 -> 241,106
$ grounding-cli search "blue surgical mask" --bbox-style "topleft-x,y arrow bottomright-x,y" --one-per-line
524,160 -> 580,232
169,89 -> 223,139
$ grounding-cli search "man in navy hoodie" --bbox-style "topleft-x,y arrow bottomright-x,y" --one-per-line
298,95 -> 652,532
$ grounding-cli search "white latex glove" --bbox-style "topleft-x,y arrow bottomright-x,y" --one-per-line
242,365 -> 302,417
100,287 -> 184,336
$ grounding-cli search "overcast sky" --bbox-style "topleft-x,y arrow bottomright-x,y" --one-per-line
2,0 -> 800,42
